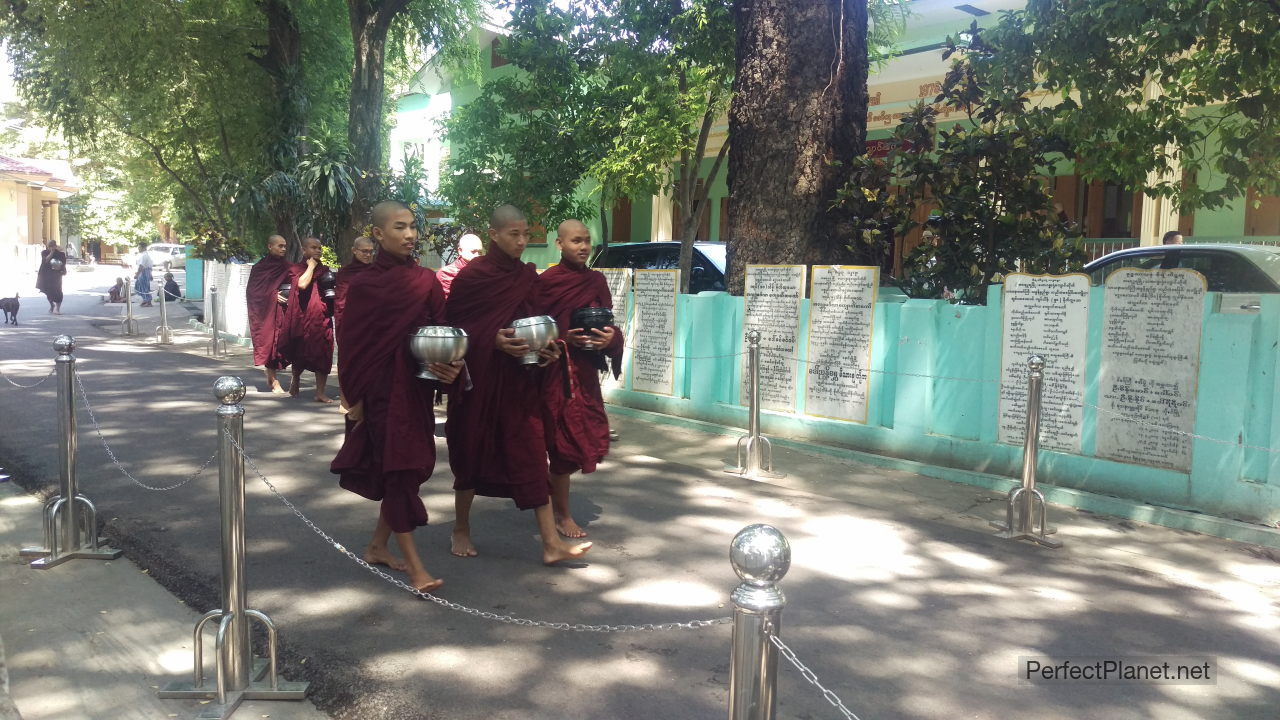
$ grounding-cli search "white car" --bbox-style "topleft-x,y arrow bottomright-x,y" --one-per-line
145,243 -> 187,270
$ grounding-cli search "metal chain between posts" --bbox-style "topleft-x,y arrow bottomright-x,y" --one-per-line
768,633 -> 862,720
75,374 -> 217,491
228,430 -> 730,632
0,365 -> 56,389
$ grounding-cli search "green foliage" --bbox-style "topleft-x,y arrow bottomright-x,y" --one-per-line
840,24 -> 1085,305
981,0 -> 1280,211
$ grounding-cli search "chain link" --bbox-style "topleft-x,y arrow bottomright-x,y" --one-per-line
0,365 -> 56,389
228,429 -> 731,632
75,373 -> 217,491
769,632 -> 862,720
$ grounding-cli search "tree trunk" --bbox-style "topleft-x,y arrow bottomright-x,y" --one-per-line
253,0 -> 306,260
725,0 -> 869,294
340,0 -> 408,262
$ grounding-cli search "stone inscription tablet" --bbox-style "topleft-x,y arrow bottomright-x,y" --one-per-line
630,269 -> 679,395
1096,269 -> 1205,472
599,268 -> 632,391
998,273 -> 1090,453
741,265 -> 805,412
804,266 -> 879,423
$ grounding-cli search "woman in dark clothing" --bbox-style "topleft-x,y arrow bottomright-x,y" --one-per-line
35,240 -> 67,314
162,272 -> 181,302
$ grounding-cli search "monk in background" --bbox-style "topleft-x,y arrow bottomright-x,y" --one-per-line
246,235 -> 293,394
334,236 -> 376,327
331,201 -> 461,593
436,232 -> 484,298
285,237 -> 334,403
445,205 -> 591,564
537,220 -> 623,538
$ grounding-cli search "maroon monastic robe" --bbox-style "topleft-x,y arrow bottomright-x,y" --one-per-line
445,251 -> 551,510
246,255 -> 293,369
535,262 -> 623,475
435,257 -> 469,298
334,260 -> 371,327
330,250 -> 448,533
284,262 -> 334,374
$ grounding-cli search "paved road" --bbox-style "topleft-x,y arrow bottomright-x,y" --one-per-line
0,267 -> 1278,719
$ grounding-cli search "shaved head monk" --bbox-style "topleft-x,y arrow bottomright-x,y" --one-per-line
330,200 -> 462,593
334,236 -> 376,326
536,219 -> 623,537
445,205 -> 591,564
246,234 -> 293,394
436,233 -> 484,298
284,237 -> 335,402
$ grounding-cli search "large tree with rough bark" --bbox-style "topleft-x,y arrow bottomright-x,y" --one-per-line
724,0 -> 870,293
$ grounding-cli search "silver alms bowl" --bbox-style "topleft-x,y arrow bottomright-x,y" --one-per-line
510,315 -> 558,365
409,326 -> 469,380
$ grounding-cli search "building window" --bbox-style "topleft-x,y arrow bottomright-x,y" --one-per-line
490,38 -> 508,69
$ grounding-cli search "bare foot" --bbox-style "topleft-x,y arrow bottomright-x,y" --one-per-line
408,570 -> 444,594
543,541 -> 592,566
556,518 -> 588,538
270,384 -> 288,395
450,530 -> 478,558
364,545 -> 408,572
288,377 -> 300,397
314,394 -> 334,404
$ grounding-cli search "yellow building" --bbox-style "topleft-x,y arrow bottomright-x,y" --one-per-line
0,155 -> 78,273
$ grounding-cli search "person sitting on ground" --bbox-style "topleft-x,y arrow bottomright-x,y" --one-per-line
162,272 -> 181,302
107,277 -> 126,303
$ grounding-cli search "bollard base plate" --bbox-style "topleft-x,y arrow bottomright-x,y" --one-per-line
723,465 -> 787,480
990,524 -> 1063,549
20,544 -> 122,568
158,682 -> 309,720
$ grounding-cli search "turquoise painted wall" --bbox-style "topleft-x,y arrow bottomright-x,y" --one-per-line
603,288 -> 1280,526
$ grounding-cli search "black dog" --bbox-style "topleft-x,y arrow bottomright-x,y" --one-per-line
0,294 -> 19,325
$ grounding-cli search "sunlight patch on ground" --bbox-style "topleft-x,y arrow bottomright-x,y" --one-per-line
373,644 -> 537,685
853,587 -> 923,611
746,497 -> 803,519
1220,657 -> 1280,695
285,587 -> 384,616
155,646 -> 196,674
790,515 -> 924,582
1223,559 -> 1280,586
926,544 -> 1002,573
600,578 -> 723,607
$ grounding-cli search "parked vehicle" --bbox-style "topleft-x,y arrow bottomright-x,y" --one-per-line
1083,243 -> 1280,312
146,243 -> 188,271
590,241 -> 727,293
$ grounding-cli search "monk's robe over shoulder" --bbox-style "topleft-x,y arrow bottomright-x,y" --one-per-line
284,262 -> 334,374
334,260 -> 372,327
246,255 -> 293,370
330,250 -> 448,533
445,251 -> 551,510
535,262 -> 623,474
436,256 -> 469,298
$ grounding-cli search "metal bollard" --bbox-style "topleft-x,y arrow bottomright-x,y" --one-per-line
992,355 -> 1062,548
156,284 -> 173,345
728,524 -> 790,720
159,377 -> 308,719
727,330 -> 784,479
121,283 -> 138,336
20,336 -> 122,568
206,286 -> 223,358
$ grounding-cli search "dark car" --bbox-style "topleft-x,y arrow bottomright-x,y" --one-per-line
590,241 -> 727,293
1083,243 -> 1280,312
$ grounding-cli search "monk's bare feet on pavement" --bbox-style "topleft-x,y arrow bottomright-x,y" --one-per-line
556,518 -> 588,538
364,545 -> 408,572
450,529 -> 478,557
314,393 -> 333,404
543,540 -> 591,566
270,384 -> 288,395
409,570 -> 444,594
288,375 -> 300,397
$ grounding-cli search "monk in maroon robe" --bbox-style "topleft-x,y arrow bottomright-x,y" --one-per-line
330,201 -> 461,593
436,232 -> 484,298
536,219 -> 623,538
284,237 -> 335,402
445,204 -> 591,564
246,235 -> 292,393
334,236 -> 376,327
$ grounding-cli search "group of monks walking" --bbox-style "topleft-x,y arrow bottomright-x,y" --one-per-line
245,202 -> 622,593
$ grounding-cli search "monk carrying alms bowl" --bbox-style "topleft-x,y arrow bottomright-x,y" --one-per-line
510,315 -> 558,364
409,326 -> 469,380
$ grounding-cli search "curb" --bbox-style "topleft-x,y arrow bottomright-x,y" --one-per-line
606,403 -> 1280,551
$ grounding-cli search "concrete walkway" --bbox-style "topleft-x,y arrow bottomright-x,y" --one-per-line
0,268 -> 1277,719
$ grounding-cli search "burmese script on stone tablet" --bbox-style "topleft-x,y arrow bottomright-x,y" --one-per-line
742,265 -> 805,412
599,268 -> 632,391
804,266 -> 878,423
1096,269 -> 1205,472
630,269 -> 679,396
998,273 -> 1090,453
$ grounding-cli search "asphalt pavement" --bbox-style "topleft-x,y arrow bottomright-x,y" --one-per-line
0,264 -> 1278,720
